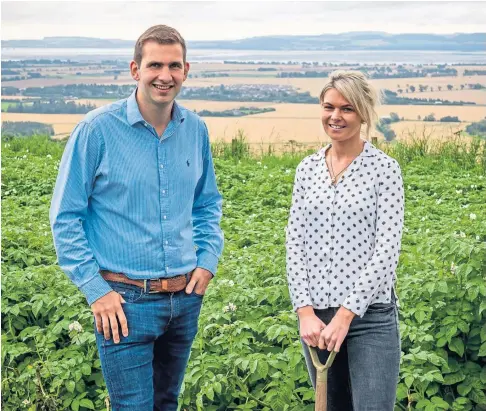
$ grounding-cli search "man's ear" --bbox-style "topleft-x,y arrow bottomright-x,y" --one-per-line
129,60 -> 140,81
183,62 -> 190,81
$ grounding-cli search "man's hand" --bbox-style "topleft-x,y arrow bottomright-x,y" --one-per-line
185,267 -> 213,295
318,306 -> 355,352
297,306 -> 326,347
91,291 -> 128,344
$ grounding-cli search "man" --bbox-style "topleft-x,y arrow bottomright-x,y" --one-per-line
50,25 -> 224,411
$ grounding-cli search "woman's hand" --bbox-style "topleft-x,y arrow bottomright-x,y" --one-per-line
297,306 -> 326,347
319,306 -> 355,352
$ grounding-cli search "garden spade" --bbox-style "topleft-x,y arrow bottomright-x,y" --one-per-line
308,347 -> 337,411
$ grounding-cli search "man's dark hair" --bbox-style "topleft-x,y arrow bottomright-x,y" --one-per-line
133,25 -> 187,66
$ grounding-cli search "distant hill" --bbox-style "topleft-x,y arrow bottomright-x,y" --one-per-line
2,32 -> 485,51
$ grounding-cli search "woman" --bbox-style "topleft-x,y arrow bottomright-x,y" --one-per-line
286,70 -> 404,410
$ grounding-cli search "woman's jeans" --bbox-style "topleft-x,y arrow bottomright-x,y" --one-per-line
301,301 -> 401,411
94,280 -> 204,411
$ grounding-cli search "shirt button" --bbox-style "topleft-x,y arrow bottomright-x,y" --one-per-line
166,266 -> 169,270
160,164 -> 164,169
144,122 -> 148,127
163,215 -> 167,219
165,241 -> 169,245
162,190 -> 166,194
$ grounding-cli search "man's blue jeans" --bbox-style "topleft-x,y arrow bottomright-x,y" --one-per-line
94,280 -> 204,411
301,301 -> 401,411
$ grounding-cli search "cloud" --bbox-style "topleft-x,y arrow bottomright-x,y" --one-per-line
2,1 -> 485,40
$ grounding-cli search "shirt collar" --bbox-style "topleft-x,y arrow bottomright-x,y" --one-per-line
313,139 -> 378,161
127,89 -> 144,126
126,88 -> 186,126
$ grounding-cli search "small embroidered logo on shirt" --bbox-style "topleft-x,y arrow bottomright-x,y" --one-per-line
186,160 -> 190,167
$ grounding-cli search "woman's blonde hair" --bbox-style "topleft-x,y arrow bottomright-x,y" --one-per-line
319,70 -> 379,140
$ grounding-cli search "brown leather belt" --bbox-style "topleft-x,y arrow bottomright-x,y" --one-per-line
101,270 -> 191,293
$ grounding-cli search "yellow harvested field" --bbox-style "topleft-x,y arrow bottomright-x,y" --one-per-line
44,97 -> 486,123
241,102 -> 486,123
178,100 -> 272,110
371,76 -> 486,91
1,95 -> 31,100
72,99 -> 274,110
3,102 -> 483,147
204,116 -> 326,145
185,75 -> 486,96
408,90 -> 486,105
5,75 -> 135,88
380,104 -> 486,122
1,113 -> 83,139
0,112 -> 476,148
452,66 -> 486,76
190,62 -> 303,71
68,98 -> 117,107
390,121 -> 471,141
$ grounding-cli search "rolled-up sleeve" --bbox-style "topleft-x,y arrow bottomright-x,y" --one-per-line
192,122 -> 224,275
286,164 -> 312,311
342,159 -> 404,317
49,122 -> 112,305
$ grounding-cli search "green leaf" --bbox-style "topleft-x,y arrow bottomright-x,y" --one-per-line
79,399 -> 95,410
417,399 -> 431,409
431,396 -> 450,408
213,381 -> 222,394
443,371 -> 465,385
240,359 -> 249,371
449,337 -> 465,357
480,366 -> 486,384
257,359 -> 269,379
405,375 -> 414,388
250,359 -> 258,374
66,380 -> 75,393
10,305 -> 20,316
426,383 -> 440,397
415,310 -> 426,324
71,399 -> 80,411
80,363 -> 91,376
467,287 -> 479,301
481,324 -> 486,342
396,383 -> 408,400
479,300 -> 486,316
437,281 -> 448,294
31,299 -> 44,317
457,381 -> 472,396
469,388 -> 486,405
478,342 -> 486,357
206,386 -> 214,401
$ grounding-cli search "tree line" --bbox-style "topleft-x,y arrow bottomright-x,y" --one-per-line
1,121 -> 55,139
196,107 -> 276,117
4,100 -> 97,114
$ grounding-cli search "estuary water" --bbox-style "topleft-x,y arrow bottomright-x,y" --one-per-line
2,48 -> 485,65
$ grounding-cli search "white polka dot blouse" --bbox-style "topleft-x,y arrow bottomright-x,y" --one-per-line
286,140 -> 404,317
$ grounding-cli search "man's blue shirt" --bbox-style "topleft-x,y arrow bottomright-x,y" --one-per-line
50,90 -> 224,305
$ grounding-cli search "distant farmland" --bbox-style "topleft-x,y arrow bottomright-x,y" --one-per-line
2,62 -> 485,147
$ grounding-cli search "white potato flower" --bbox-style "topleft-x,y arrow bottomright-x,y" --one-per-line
68,321 -> 83,332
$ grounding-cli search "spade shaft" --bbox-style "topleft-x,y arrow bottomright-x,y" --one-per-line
308,348 -> 337,411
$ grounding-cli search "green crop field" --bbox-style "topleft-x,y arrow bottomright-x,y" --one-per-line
1,135 -> 485,411
2,102 -> 15,110
1,101 -> 35,111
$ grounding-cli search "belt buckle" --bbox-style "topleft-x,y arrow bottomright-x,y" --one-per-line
145,278 -> 160,293
146,278 -> 170,293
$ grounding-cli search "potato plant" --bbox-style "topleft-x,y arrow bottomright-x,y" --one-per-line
1,136 -> 485,411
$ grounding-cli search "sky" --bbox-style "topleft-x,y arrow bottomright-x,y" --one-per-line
2,0 -> 486,42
